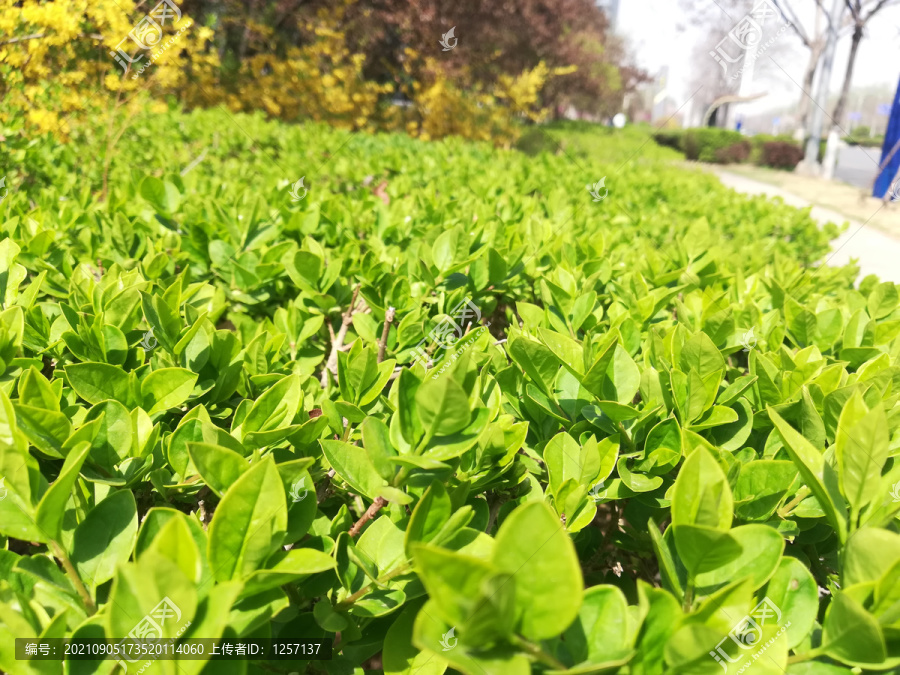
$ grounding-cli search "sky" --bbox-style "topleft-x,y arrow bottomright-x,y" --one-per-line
616,0 -> 900,123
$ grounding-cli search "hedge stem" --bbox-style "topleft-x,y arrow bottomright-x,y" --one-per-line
348,496 -> 388,537
377,306 -> 396,363
683,580 -> 695,613
510,636 -> 566,670
321,283 -> 362,387
51,540 -> 96,615
336,563 -> 412,608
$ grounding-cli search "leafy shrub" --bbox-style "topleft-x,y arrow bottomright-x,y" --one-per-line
1,109 -> 898,675
651,129 -> 683,151
760,140 -> 805,170
747,133 -> 796,164
844,132 -> 885,148
545,120 -> 682,163
714,138 -> 751,163
652,130 -> 809,169
0,0 -> 583,146
514,127 -> 562,155
682,128 -> 746,163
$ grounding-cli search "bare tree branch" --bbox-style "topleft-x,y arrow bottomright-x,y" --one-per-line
863,0 -> 900,21
771,0 -> 811,45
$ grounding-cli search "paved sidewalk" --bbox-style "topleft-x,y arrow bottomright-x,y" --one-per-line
714,169 -> 900,284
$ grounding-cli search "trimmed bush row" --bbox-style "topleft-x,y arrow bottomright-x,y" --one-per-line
653,128 -> 806,170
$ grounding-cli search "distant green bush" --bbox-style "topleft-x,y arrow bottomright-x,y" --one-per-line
651,130 -> 683,152
514,128 -> 562,156
653,129 -> 808,170
844,133 -> 885,148
683,128 -> 747,163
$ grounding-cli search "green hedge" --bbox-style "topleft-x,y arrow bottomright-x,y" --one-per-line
654,129 -> 806,170
2,109 -> 899,675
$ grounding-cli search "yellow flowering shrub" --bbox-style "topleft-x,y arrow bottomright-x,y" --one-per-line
388,53 -> 573,146
0,0 -> 571,145
0,0 -> 208,137
204,11 -> 391,130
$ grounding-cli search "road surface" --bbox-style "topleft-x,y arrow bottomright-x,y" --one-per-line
833,144 -> 882,189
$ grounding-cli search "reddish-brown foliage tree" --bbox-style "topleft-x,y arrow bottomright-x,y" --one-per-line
178,0 -> 646,117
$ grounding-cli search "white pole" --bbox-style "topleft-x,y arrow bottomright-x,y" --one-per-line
803,0 -> 844,171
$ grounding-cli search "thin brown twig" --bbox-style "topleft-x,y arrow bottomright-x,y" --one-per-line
348,496 -> 387,537
321,284 -> 362,387
377,307 -> 396,363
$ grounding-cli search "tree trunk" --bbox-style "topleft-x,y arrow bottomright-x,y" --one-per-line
804,0 -> 843,167
822,23 -> 863,179
797,43 -> 821,133
831,24 -> 864,130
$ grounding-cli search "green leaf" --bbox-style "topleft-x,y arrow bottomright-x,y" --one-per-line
763,557 -> 819,650
71,489 -> 138,589
768,407 -> 847,543
694,524 -> 784,593
107,552 -> 196,644
734,460 -> 798,521
412,599 -> 530,675
167,417 -> 245,476
835,394 -> 889,512
384,602 -> 449,675
648,518 -> 683,598
240,374 -> 303,436
492,501 -> 584,640
432,229 -> 458,273
822,592 -> 887,666
630,581 -> 681,673
19,367 -> 60,411
671,445 -> 732,531
34,442 -> 91,541
405,479 -> 452,557
321,438 -> 386,500
65,363 -> 130,405
543,431 -> 583,500
140,175 -> 182,214
186,442 -> 248,497
842,528 -> 900,587
207,456 -> 287,581
0,239 -> 27,307
672,524 -> 742,576
867,281 -> 899,319
14,403 -> 72,458
561,585 -> 633,664
412,544 -> 516,645
509,336 -> 559,397
139,510 -> 201,584
602,344 -> 641,404
362,416 -> 397,482
415,376 -> 472,440
239,548 -> 336,598
141,367 -> 198,415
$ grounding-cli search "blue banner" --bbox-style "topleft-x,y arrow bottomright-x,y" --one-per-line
874,77 -> 900,199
